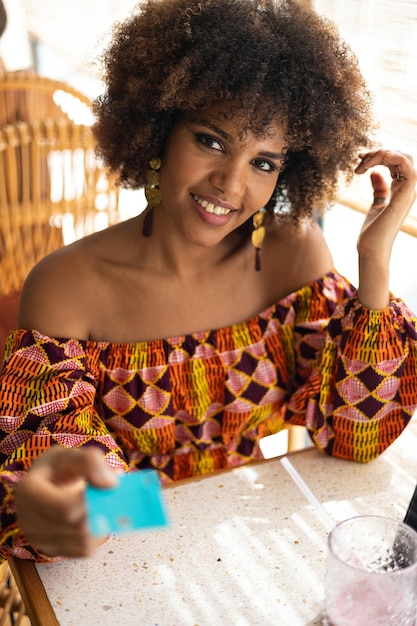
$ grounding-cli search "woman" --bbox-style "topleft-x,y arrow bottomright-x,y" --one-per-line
0,0 -> 416,561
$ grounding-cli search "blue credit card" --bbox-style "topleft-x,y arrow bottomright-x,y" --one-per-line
85,469 -> 169,536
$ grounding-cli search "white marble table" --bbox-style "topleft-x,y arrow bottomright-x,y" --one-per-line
11,418 -> 417,625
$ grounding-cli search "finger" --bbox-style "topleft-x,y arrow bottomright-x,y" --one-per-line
35,446 -> 119,489
370,171 -> 390,206
30,523 -> 104,559
16,475 -> 103,557
355,149 -> 415,182
17,447 -> 119,528
34,513 -> 110,558
16,469 -> 86,530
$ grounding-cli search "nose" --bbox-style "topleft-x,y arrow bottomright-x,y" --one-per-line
209,158 -> 247,198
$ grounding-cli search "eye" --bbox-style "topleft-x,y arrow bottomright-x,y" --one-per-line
196,133 -> 224,152
253,158 -> 277,173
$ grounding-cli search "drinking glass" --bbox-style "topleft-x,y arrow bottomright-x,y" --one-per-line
324,514 -> 417,626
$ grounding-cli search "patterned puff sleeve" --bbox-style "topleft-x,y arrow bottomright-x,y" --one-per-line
0,332 -> 127,562
284,289 -> 417,462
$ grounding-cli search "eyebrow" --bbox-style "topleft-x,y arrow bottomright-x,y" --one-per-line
189,116 -> 285,161
259,150 -> 286,161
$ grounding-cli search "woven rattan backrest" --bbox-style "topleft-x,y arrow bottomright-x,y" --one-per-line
0,71 -> 93,126
0,118 -> 120,296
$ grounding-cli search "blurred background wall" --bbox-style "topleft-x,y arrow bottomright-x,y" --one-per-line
315,0 -> 417,312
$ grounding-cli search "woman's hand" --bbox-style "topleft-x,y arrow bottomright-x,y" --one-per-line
14,446 -> 119,558
354,149 -> 417,309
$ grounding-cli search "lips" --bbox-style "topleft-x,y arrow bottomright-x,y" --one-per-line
193,194 -> 232,216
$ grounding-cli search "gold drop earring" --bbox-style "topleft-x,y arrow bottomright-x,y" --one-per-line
142,157 -> 161,237
251,208 -> 266,271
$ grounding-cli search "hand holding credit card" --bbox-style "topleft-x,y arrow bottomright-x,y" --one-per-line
85,469 -> 169,536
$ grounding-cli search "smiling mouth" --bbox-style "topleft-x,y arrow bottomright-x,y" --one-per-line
193,194 -> 232,216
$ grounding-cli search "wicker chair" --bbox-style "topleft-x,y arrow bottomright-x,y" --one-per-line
0,562 -> 28,626
0,72 -> 121,298
0,117 -> 120,296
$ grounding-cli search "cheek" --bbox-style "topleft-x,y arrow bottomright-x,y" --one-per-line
159,148 -> 198,194
251,178 -> 277,209
159,170 -> 190,205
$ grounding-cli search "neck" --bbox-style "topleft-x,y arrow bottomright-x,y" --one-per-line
139,211 -> 248,278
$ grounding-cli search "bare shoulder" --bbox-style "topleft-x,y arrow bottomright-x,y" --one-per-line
293,217 -> 333,272
264,217 -> 334,296
19,218 -> 139,338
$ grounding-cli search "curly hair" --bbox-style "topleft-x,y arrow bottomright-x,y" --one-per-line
93,0 -> 375,220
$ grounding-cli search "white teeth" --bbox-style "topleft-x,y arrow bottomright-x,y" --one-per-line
194,195 -> 231,216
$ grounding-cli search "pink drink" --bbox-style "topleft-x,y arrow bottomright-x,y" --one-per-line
325,516 -> 417,626
326,576 -> 417,626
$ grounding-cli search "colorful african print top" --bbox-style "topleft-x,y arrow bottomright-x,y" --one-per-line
0,270 -> 417,561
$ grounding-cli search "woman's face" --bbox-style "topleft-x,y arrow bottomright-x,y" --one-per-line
158,101 -> 287,248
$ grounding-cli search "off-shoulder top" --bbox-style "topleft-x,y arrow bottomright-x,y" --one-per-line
0,270 -> 417,561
